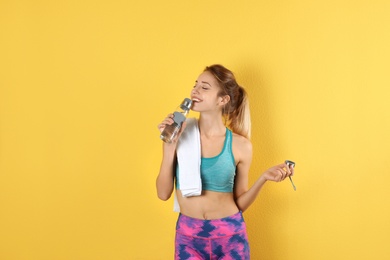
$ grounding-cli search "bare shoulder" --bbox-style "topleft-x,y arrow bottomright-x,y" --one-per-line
232,133 -> 252,163
232,133 -> 252,150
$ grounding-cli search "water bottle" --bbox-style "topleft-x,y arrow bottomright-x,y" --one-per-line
160,98 -> 192,143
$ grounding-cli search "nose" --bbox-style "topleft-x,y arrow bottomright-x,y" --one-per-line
192,85 -> 200,94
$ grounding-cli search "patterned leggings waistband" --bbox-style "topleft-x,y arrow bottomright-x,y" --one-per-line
176,211 -> 246,239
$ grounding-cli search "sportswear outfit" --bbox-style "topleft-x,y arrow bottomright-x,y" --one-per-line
175,127 -> 250,259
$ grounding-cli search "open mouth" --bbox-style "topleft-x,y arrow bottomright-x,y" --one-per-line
192,97 -> 202,103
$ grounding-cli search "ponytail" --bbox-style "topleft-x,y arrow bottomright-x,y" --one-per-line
228,87 -> 251,139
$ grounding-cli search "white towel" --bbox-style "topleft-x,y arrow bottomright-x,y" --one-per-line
173,117 -> 202,212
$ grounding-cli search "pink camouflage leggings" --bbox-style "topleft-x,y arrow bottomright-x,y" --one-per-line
175,211 -> 250,260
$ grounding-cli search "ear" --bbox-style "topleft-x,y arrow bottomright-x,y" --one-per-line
219,95 -> 230,105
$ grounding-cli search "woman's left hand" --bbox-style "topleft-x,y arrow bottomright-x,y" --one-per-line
260,163 -> 294,182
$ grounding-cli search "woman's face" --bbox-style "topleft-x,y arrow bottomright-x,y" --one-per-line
190,71 -> 225,113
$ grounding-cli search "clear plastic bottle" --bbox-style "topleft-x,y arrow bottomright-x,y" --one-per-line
160,98 -> 192,143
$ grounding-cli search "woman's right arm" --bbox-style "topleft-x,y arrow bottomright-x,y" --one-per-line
156,115 -> 186,201
156,143 -> 177,201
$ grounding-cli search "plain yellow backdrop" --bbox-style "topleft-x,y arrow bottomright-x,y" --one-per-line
1,0 -> 390,259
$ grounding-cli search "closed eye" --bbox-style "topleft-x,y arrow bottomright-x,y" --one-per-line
193,85 -> 210,90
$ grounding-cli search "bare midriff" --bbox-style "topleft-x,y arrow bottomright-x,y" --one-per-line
176,190 -> 239,220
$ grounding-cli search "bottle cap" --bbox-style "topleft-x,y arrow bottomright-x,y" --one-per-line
180,98 -> 193,110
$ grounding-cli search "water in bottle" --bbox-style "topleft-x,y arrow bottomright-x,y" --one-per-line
160,98 -> 192,143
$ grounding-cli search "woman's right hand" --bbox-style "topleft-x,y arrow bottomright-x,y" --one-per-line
157,114 -> 187,145
158,113 -> 174,133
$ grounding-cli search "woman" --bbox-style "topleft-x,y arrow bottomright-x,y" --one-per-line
157,64 -> 294,259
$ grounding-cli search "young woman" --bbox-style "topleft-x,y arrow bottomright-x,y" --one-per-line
157,64 -> 294,259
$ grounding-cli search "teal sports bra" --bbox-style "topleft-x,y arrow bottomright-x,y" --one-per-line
176,128 -> 236,193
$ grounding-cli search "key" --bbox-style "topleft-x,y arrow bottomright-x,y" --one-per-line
285,160 -> 296,191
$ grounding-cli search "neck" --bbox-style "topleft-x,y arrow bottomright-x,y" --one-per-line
198,113 -> 226,137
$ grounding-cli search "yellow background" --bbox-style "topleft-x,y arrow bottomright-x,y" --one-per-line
1,0 -> 389,259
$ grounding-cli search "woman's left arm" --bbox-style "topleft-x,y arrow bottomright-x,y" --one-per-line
232,136 -> 257,212
233,136 -> 293,212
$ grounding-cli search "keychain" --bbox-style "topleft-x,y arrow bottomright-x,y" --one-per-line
285,160 -> 296,191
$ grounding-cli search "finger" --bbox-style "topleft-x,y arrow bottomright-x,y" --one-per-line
289,165 -> 295,176
158,114 -> 175,132
165,113 -> 174,121
164,119 -> 174,125
284,163 -> 292,176
285,160 -> 296,176
275,163 -> 287,169
273,171 -> 282,182
162,115 -> 175,125
282,169 -> 288,181
280,166 -> 288,180
276,169 -> 284,182
286,162 -> 295,177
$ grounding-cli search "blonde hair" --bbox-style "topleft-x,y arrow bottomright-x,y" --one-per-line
204,64 -> 251,139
